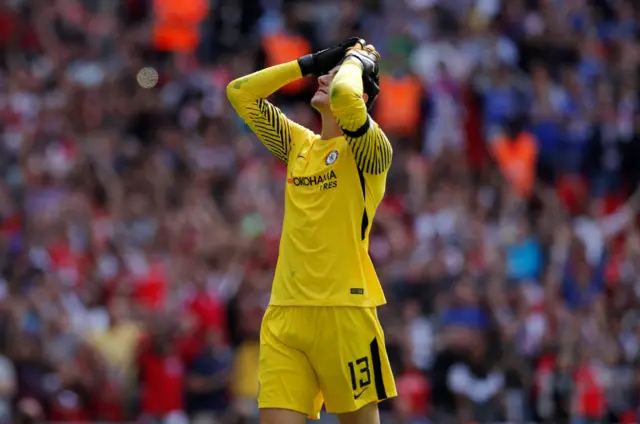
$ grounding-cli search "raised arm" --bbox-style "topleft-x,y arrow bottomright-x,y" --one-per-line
599,185 -> 640,240
330,55 -> 392,175
227,61 -> 312,164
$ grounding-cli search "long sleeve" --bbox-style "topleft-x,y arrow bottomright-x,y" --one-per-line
227,61 -> 313,164
330,60 -> 392,175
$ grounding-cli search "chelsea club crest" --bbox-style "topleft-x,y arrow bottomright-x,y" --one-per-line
325,149 -> 339,166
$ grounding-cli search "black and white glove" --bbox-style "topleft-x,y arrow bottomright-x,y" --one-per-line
342,42 -> 381,77
297,37 -> 363,77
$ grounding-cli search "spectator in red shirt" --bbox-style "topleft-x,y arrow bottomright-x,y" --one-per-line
573,348 -> 607,424
185,265 -> 227,341
137,319 -> 187,423
395,360 -> 430,424
48,362 -> 90,423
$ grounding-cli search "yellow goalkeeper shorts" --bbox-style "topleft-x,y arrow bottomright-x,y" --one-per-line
258,305 -> 397,419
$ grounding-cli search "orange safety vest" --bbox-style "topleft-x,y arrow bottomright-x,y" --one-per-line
492,132 -> 538,198
262,32 -> 311,94
374,74 -> 422,136
153,0 -> 208,53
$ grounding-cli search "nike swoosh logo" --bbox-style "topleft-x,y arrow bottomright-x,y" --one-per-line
353,387 -> 368,399
297,155 -> 305,159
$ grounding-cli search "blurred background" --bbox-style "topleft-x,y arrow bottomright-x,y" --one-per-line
0,0 -> 640,423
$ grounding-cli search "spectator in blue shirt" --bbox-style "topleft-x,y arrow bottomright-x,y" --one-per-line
441,278 -> 489,332
561,244 -> 605,311
506,219 -> 542,284
483,65 -> 521,139
185,329 -> 233,422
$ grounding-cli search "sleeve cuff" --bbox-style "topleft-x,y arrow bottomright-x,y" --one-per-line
289,60 -> 304,78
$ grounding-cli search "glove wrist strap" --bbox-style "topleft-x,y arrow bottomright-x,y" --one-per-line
297,54 -> 315,77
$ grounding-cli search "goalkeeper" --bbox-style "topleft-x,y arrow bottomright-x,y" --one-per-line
227,38 -> 396,424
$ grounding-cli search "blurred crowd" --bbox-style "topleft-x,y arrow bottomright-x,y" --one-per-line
0,0 -> 640,423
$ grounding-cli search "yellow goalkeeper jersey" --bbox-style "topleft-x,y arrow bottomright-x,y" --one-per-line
227,60 -> 392,307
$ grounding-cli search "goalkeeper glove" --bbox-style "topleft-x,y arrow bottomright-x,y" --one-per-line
341,42 -> 381,109
297,37 -> 363,77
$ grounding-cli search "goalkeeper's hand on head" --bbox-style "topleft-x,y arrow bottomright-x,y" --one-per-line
342,42 -> 381,109
343,42 -> 381,77
297,37 -> 363,77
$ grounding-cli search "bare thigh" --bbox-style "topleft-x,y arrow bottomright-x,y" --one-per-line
260,408 -> 308,424
337,401 -> 380,424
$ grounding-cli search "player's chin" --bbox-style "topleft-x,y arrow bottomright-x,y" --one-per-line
310,92 -> 329,110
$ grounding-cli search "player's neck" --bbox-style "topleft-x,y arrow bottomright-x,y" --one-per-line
319,113 -> 343,140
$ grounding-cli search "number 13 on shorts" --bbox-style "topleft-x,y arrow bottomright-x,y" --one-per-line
343,337 -> 392,406
348,356 -> 370,398
316,309 -> 397,414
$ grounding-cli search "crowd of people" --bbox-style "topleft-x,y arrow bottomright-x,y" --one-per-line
0,0 -> 639,423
